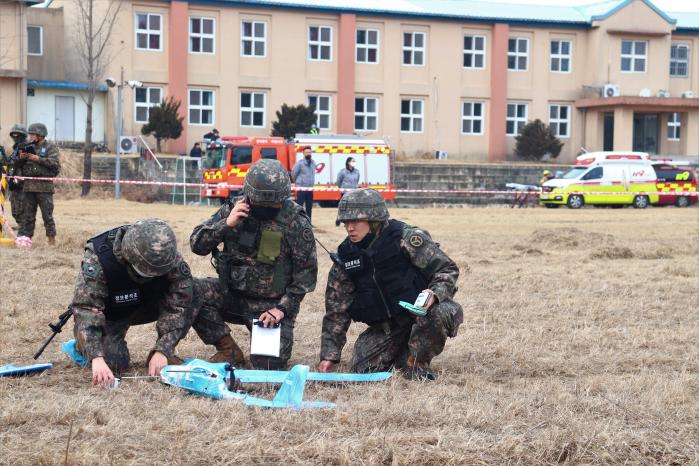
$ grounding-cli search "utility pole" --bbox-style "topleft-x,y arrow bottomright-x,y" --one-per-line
115,66 -> 124,199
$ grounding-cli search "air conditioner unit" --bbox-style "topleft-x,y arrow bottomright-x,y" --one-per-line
434,150 -> 448,160
603,84 -> 620,98
119,136 -> 138,153
682,90 -> 695,98
656,90 -> 671,98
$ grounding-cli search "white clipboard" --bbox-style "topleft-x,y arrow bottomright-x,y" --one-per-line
250,319 -> 281,357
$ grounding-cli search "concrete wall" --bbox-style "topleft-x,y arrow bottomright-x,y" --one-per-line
26,7 -> 65,81
26,88 -> 106,142
0,0 -> 27,146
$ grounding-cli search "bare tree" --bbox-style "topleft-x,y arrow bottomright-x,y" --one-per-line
74,0 -> 122,195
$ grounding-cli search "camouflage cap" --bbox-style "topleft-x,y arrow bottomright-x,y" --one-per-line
27,122 -> 48,137
244,159 -> 291,205
9,123 -> 27,138
336,188 -> 389,222
121,218 -> 178,277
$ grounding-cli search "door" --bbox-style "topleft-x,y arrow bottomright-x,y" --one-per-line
632,113 -> 659,154
603,112 -> 614,151
55,96 -> 75,141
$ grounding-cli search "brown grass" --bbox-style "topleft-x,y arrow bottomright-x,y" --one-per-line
1,199 -> 698,465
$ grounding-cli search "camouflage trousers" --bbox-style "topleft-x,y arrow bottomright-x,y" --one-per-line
192,277 -> 295,370
18,191 -> 55,237
351,299 -> 463,373
8,190 -> 24,225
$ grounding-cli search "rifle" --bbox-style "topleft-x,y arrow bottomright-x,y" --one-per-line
33,307 -> 73,360
5,142 -> 34,190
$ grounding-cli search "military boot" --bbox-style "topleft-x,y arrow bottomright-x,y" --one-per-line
210,334 -> 246,367
403,356 -> 437,381
47,235 -> 56,245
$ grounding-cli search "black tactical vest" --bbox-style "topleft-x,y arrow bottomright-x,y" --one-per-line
89,228 -> 169,321
337,220 -> 428,324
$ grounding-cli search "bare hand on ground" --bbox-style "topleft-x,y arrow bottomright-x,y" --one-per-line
91,357 -> 115,386
318,360 -> 336,373
148,351 -> 168,376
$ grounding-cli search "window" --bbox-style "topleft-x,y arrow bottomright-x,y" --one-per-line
463,35 -> 485,69
400,99 -> 423,132
27,26 -> 42,56
261,147 -> 277,159
240,91 -> 265,127
667,112 -> 681,140
134,87 -> 162,123
670,44 -> 689,77
506,103 -> 528,135
189,89 -> 215,125
550,40 -> 571,72
461,101 -> 484,135
402,32 -> 425,66
308,26 -> 332,61
621,40 -> 647,72
548,104 -> 570,138
136,13 -> 162,51
241,21 -> 266,57
308,95 -> 331,130
356,29 -> 379,63
508,37 -> 528,71
232,146 -> 253,165
190,17 -> 215,54
354,97 -> 378,131
582,167 -> 603,180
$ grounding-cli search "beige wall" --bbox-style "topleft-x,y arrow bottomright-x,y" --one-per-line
0,0 -> 27,146
26,7 -> 64,80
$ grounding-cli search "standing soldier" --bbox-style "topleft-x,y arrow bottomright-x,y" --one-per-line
70,218 -> 195,386
291,146 -> 316,221
318,189 -> 464,380
18,122 -> 60,244
2,124 -> 29,225
190,159 -> 318,370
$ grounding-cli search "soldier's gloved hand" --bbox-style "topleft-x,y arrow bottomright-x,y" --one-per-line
91,357 -> 115,387
148,351 -> 168,376
226,198 -> 250,228
318,360 -> 336,373
419,289 -> 437,311
259,308 -> 284,328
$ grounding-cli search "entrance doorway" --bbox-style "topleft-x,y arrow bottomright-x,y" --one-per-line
603,112 -> 614,151
633,113 -> 659,154
55,96 -> 75,141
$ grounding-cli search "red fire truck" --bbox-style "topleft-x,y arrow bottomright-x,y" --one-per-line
201,135 -> 396,205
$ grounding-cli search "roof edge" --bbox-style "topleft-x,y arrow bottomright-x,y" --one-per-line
590,0 -> 677,25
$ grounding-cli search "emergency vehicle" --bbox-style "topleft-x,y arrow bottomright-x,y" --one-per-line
201,135 -> 396,205
540,151 -> 659,208
651,163 -> 698,207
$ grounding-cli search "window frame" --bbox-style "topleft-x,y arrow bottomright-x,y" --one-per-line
135,13 -> 163,52
240,91 -> 266,128
507,37 -> 529,71
621,39 -> 647,73
548,104 -> 570,138
667,112 -> 681,140
307,94 -> 332,131
354,96 -> 379,132
461,101 -> 485,135
27,25 -> 43,56
400,98 -> 424,133
670,44 -> 690,78
463,34 -> 486,69
308,25 -> 333,61
402,31 -> 425,67
506,102 -> 528,136
240,20 -> 267,58
189,17 -> 215,55
355,28 -> 380,64
188,89 -> 215,126
550,39 -> 572,73
134,87 -> 163,124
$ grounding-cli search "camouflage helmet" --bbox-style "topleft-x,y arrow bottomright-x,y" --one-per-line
27,122 -> 48,137
336,188 -> 389,223
243,159 -> 291,205
9,123 -> 27,139
121,218 -> 178,277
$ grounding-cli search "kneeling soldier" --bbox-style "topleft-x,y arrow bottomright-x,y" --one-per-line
318,189 -> 464,380
71,218 -> 194,386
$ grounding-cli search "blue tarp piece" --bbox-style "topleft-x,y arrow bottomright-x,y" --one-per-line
27,80 -> 109,92
62,339 -> 88,367
0,363 -> 53,377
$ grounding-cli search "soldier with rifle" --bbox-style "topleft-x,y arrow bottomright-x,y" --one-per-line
0,124 -> 32,226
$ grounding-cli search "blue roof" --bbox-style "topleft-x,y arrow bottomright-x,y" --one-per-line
27,79 -> 109,92
201,0 -> 696,29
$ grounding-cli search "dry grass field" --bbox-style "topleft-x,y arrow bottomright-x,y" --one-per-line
0,198 -> 697,465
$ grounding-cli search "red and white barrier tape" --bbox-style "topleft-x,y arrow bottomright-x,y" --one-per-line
8,175 -> 697,196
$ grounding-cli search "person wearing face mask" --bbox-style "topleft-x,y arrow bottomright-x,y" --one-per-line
190,159 -> 318,370
290,146 -> 316,220
318,189 -> 464,381
68,218 -> 195,386
336,157 -> 361,192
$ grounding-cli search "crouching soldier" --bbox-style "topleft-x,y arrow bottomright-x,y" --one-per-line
318,189 -> 464,380
71,218 -> 194,386
190,159 -> 317,370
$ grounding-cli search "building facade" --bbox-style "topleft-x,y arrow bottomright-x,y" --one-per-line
20,0 -> 699,161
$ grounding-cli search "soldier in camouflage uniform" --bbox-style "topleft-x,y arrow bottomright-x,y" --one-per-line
190,159 -> 317,370
70,218 -> 195,386
318,189 -> 463,380
2,124 -> 29,225
17,123 -> 60,244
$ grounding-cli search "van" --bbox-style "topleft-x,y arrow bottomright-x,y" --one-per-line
540,162 -> 659,209
652,164 -> 698,207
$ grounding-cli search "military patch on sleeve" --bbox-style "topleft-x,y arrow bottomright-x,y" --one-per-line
409,234 -> 425,248
178,262 -> 192,277
82,262 -> 98,279
302,228 -> 314,242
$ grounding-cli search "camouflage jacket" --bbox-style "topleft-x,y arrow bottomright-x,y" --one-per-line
190,197 -> 317,318
22,140 -> 60,193
71,227 -> 194,361
320,223 -> 460,362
